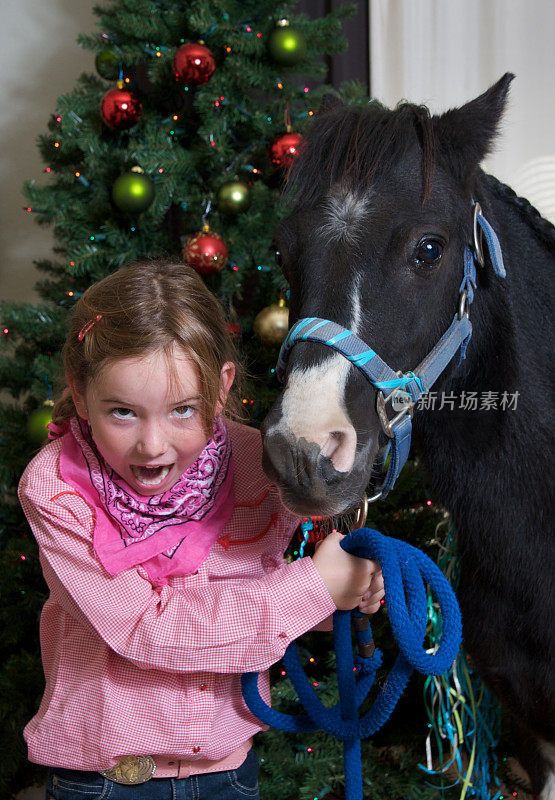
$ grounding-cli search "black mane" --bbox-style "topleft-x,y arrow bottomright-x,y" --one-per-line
285,101 -> 435,207
482,173 -> 555,252
287,101 -> 555,255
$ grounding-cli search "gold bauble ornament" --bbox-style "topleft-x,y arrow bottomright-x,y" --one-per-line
253,298 -> 289,347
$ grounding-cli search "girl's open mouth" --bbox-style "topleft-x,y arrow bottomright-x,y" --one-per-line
130,464 -> 171,486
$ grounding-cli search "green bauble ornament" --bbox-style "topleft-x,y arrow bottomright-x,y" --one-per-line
27,401 -> 54,444
112,168 -> 155,213
268,20 -> 307,66
95,49 -> 120,81
216,181 -> 251,214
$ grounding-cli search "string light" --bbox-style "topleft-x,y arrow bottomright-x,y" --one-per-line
54,142 -> 60,148
158,168 -> 164,173
277,82 -> 283,90
304,86 -> 309,93
225,45 -> 232,53
2,328 -> 9,335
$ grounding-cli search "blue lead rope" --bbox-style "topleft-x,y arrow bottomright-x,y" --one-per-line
241,528 -> 462,800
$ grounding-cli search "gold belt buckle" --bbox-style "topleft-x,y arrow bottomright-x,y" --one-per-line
99,755 -> 156,785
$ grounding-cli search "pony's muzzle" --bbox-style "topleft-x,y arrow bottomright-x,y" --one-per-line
261,416 -> 361,515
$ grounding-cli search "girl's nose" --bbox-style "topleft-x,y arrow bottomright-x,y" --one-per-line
136,422 -> 168,459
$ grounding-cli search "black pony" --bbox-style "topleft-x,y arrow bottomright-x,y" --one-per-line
262,74 -> 555,798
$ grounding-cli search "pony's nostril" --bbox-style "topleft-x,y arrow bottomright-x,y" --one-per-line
320,431 -> 343,460
320,428 -> 356,473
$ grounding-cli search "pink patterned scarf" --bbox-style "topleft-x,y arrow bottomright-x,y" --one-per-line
49,415 -> 234,584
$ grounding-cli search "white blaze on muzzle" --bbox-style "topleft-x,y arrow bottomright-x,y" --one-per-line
267,353 -> 358,473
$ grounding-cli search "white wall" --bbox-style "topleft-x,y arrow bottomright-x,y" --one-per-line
0,0 -> 96,301
370,0 -> 555,222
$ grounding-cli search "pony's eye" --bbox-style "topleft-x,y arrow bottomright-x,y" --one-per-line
414,237 -> 444,268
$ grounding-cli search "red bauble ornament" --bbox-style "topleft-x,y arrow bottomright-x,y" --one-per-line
100,86 -> 142,130
268,130 -> 302,170
173,42 -> 216,86
183,227 -> 228,275
226,322 -> 242,338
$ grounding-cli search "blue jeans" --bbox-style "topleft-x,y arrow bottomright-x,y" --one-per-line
45,748 -> 260,800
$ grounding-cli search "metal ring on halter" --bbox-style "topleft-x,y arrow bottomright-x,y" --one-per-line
375,385 -> 415,439
457,288 -> 469,320
473,202 -> 485,267
350,493 -> 369,530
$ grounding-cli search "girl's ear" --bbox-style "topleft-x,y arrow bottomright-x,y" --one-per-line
216,361 -> 236,415
66,373 -> 89,419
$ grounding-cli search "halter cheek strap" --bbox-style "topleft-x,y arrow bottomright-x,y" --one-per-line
276,202 -> 506,500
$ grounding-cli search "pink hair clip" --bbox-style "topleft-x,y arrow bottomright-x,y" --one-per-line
78,314 -> 102,341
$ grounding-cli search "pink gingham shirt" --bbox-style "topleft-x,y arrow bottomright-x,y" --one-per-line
19,420 -> 336,773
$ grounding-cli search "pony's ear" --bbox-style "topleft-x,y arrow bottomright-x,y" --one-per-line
317,93 -> 345,115
432,73 -> 515,182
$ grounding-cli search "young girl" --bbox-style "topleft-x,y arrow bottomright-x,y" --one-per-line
19,260 -> 384,800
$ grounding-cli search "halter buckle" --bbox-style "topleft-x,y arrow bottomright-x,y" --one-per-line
473,202 -> 485,267
376,378 -> 415,439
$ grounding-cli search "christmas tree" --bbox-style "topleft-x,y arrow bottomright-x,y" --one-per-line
0,2 -> 513,798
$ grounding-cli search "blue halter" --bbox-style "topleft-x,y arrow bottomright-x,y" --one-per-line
276,202 -> 506,499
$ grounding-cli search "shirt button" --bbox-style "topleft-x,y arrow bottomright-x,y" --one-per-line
192,746 -> 200,754
199,684 -> 207,691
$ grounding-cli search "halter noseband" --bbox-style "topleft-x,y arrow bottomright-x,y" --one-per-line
276,202 -> 506,501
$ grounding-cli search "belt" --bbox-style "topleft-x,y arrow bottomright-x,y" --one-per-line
99,747 -> 251,785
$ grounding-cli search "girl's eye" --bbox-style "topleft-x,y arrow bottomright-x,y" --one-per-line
173,406 -> 194,419
111,407 -> 135,419
413,237 -> 444,268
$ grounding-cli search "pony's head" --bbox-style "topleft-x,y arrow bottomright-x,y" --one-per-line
262,74 -> 514,515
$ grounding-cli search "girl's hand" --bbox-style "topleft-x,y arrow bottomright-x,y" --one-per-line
358,569 -> 384,614
311,531 -> 383,611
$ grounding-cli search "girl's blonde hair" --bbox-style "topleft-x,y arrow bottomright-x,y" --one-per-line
53,260 -> 243,434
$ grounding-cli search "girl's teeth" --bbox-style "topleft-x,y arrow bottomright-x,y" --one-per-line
131,465 -> 170,486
